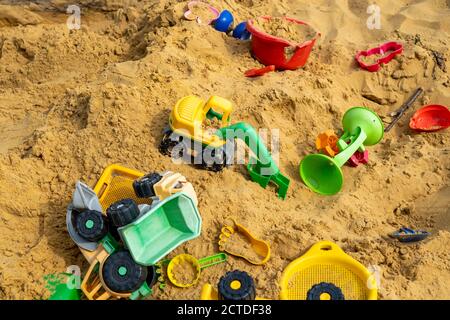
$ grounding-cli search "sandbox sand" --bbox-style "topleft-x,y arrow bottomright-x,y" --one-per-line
0,0 -> 449,300
252,16 -> 317,43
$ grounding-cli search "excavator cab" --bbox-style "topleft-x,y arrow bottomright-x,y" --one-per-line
203,96 -> 232,126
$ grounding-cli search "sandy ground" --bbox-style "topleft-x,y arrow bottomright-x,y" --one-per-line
0,0 -> 449,300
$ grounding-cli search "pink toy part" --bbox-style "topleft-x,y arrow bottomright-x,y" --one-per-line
356,42 -> 403,72
409,105 -> 450,132
347,150 -> 369,167
184,1 -> 220,25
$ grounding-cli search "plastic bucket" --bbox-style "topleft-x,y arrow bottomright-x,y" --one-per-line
246,16 -> 320,70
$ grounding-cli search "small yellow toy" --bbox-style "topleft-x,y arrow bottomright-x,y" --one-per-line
218,218 -> 270,265
279,241 -> 377,300
165,253 -> 227,288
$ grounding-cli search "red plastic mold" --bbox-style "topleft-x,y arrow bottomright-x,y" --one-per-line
355,42 -> 403,72
409,105 -> 450,132
246,16 -> 320,71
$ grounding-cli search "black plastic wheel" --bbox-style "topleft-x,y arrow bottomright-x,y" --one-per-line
133,173 -> 163,198
306,282 -> 345,300
159,132 -> 181,157
75,209 -> 108,242
106,198 -> 140,228
202,147 -> 226,172
102,251 -> 148,293
107,217 -> 121,242
218,270 -> 256,300
146,265 -> 158,288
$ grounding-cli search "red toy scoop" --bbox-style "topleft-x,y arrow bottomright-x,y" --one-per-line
409,105 -> 450,132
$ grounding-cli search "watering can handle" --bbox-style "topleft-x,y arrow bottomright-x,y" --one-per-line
334,128 -> 367,168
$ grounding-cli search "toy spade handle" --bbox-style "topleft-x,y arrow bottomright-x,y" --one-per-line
385,87 -> 423,133
198,253 -> 228,270
334,128 -> 367,168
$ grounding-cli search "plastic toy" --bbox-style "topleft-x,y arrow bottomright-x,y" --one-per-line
67,164 -> 201,300
80,236 -> 157,300
118,192 -> 202,266
246,16 -> 319,70
159,95 -> 290,199
214,10 -> 234,32
184,1 -> 220,25
409,105 -> 450,132
306,282 -> 345,300
279,241 -> 377,300
316,130 -> 369,167
347,150 -> 369,167
218,218 -> 270,265
244,65 -> 275,78
389,227 -> 430,243
166,253 -> 227,288
45,273 -> 82,300
316,130 -> 340,157
232,21 -> 251,40
201,270 -> 262,300
300,107 -> 384,195
356,42 -> 403,72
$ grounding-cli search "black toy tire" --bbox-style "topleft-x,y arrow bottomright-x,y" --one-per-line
106,198 -> 140,228
133,173 -> 163,198
102,251 -> 148,293
75,209 -> 108,242
146,265 -> 158,288
218,270 -> 256,300
202,147 -> 226,172
306,282 -> 345,300
159,132 -> 182,157
107,218 -> 121,242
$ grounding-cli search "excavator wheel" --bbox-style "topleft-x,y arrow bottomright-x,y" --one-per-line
159,131 -> 182,157
201,147 -> 227,172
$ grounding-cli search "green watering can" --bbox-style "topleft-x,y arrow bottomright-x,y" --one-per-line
300,107 -> 384,195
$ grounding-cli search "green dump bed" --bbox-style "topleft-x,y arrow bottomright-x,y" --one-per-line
119,192 -> 202,266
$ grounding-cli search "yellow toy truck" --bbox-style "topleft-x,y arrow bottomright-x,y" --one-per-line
159,95 -> 290,199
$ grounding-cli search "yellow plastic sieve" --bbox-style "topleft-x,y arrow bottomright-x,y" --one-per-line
279,241 -> 377,300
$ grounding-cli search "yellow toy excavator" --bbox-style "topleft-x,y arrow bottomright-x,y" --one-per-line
159,95 -> 290,199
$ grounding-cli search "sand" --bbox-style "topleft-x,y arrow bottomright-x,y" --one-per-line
359,53 -> 384,65
0,0 -> 449,300
189,1 -> 217,22
253,16 -> 317,43
171,261 -> 198,286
